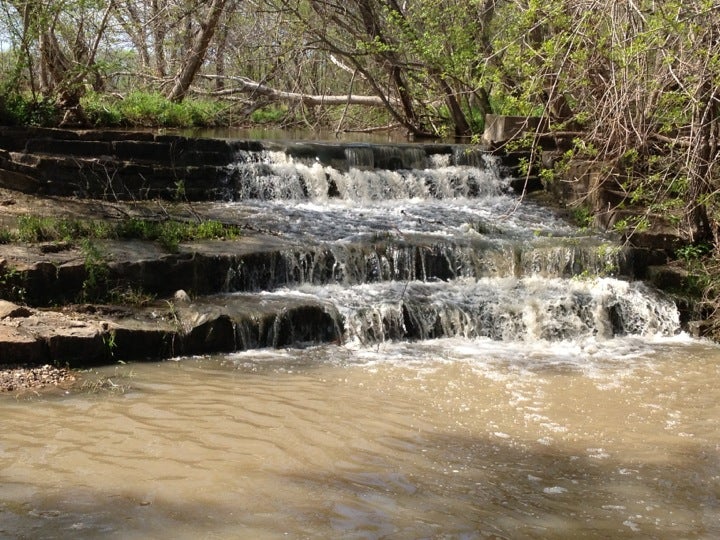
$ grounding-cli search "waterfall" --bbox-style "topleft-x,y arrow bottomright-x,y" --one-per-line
217,140 -> 680,350
260,278 -> 679,345
227,144 -> 509,201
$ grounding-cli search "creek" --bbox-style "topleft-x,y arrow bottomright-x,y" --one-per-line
2,140 -> 720,538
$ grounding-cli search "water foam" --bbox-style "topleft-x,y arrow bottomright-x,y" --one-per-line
228,148 -> 510,202
253,276 -> 680,345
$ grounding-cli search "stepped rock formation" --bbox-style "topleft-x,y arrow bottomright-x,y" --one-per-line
0,127 -> 688,368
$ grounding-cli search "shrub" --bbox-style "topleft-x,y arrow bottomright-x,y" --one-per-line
0,91 -> 59,126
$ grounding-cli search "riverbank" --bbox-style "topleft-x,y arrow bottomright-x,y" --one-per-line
0,364 -> 75,393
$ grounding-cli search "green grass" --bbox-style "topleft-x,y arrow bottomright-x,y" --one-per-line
15,215 -> 114,243
82,91 -> 228,128
250,105 -> 288,124
9,216 -> 241,253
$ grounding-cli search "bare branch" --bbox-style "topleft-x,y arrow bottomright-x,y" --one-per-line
197,74 -> 393,107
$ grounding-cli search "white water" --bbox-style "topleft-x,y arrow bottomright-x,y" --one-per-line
263,276 -> 680,344
223,149 -> 577,242
212,146 -> 673,346
210,148 -> 627,294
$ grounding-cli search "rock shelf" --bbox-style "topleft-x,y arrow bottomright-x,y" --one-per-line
0,294 -> 340,368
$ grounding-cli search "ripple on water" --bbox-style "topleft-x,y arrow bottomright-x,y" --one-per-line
0,336 -> 719,538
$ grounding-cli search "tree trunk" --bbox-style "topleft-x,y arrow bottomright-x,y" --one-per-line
115,1 -> 152,71
355,0 -> 422,132
152,0 -> 168,78
214,18 -> 229,92
167,0 -> 229,102
199,74 -> 393,106
433,73 -> 471,136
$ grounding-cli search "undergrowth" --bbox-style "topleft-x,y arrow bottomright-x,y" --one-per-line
82,91 -> 228,128
0,89 -> 60,126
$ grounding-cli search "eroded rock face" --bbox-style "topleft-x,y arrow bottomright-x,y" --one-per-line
0,325 -> 46,364
0,296 -> 342,367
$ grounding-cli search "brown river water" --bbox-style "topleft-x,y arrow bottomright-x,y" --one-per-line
2,336 -> 720,539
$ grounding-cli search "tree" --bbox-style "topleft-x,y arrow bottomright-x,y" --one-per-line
486,0 -> 720,245
2,0 -> 114,123
167,0 -> 228,102
258,0 -> 503,136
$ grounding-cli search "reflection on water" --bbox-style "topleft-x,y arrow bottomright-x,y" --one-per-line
180,126 -> 414,144
2,337 -> 720,539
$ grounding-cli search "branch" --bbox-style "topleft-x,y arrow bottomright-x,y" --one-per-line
197,74 -> 393,107
650,132 -> 692,148
340,123 -> 401,133
329,54 -> 367,80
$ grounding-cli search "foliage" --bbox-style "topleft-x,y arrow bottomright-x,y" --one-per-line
82,92 -> 227,128
0,265 -> 26,302
115,217 -> 240,252
108,286 -> 156,307
80,239 -> 110,302
16,215 -> 62,243
0,0 -> 715,149
0,91 -> 59,126
570,205 -> 593,228
16,215 -> 112,243
0,226 -> 13,244
676,243 -> 712,263
250,105 -> 288,124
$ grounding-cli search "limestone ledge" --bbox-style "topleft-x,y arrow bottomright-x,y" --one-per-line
0,295 -> 341,367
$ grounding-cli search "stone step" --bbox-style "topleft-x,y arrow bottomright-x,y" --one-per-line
509,175 -> 543,193
0,127 -> 531,202
0,294 -> 341,367
0,232 -> 660,309
0,153 -> 232,200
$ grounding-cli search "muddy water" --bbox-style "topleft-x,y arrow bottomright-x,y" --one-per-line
1,337 -> 719,539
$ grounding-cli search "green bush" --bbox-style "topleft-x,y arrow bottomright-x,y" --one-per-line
250,105 -> 288,124
0,91 -> 59,126
16,215 -> 56,242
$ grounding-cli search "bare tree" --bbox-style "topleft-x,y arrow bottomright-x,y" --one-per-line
6,0 -> 114,123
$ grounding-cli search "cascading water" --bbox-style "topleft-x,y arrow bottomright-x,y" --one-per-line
6,140 -> 720,540
214,142 -> 679,349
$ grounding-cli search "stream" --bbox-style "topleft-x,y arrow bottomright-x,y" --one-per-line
1,140 -> 720,538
